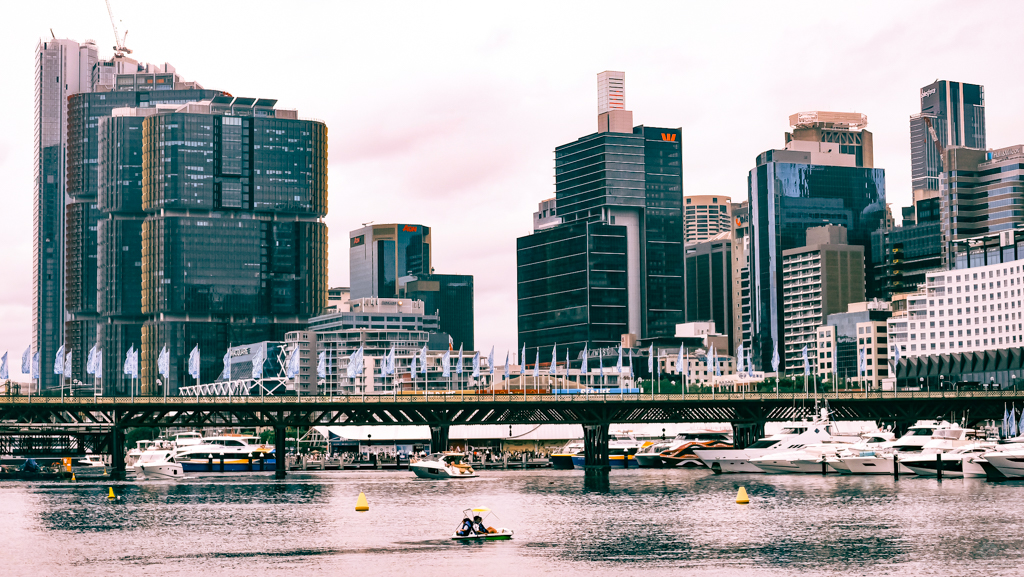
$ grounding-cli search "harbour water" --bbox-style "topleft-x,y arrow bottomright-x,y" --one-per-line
3,469 -> 1023,576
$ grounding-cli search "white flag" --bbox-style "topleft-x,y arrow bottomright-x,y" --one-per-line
32,352 -> 40,380
86,345 -> 98,376
64,351 -> 73,378
737,344 -> 745,374
520,344 -> 526,376
532,350 -> 540,378
504,351 -> 510,380
441,349 -> 451,378
286,346 -> 301,379
472,351 -> 480,378
54,345 -> 65,375
0,352 -> 8,380
549,345 -> 557,375
251,345 -> 265,380
158,345 -> 170,379
488,346 -> 495,376
771,341 -> 780,373
21,346 -> 31,375
581,345 -> 588,374
221,349 -> 232,381
616,345 -> 623,374
802,345 -> 810,377
188,345 -> 201,380
456,345 -> 464,375
318,350 -> 327,379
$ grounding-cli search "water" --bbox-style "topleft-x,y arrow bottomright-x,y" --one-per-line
3,469 -> 1023,576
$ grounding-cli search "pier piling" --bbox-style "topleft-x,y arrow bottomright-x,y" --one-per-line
274,425 -> 287,479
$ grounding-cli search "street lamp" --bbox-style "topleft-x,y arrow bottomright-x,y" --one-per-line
919,377 -> 924,391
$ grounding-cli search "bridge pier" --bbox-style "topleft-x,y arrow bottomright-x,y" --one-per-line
274,425 -> 287,479
582,423 -> 610,476
430,425 -> 450,453
110,427 -> 126,478
731,421 -> 765,450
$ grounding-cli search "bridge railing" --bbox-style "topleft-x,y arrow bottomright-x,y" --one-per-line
3,389 -> 1024,404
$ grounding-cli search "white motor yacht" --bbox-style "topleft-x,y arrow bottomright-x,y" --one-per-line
694,409 -> 853,474
170,432 -> 204,447
826,432 -> 896,474
134,449 -> 184,480
831,421 -> 971,475
749,442 -> 852,474
125,440 -> 158,472
901,442 -> 995,477
977,441 -> 1024,479
410,453 -> 479,479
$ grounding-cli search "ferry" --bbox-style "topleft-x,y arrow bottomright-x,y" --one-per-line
571,433 -> 643,469
550,440 -> 583,470
173,435 -> 275,472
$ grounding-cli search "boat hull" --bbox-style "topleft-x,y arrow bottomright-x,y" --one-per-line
136,463 -> 184,480
550,455 -> 576,470
979,454 -> 1024,479
411,465 -> 478,479
570,455 -> 636,469
962,458 -> 987,478
693,449 -> 765,473
179,459 -> 276,472
900,457 -> 965,477
633,454 -> 666,468
451,530 -> 513,541
751,459 -> 832,474
832,456 -> 912,475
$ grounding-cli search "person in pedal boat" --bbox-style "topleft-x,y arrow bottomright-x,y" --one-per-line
473,516 -> 497,534
456,517 -> 475,536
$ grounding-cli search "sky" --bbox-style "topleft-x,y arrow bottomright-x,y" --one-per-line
1,1 -> 1023,378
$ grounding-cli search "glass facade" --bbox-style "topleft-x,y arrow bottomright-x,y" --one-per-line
96,103 -> 332,394
911,80 -> 986,193
403,273 -> 475,350
748,160 -> 886,371
684,239 -> 733,352
349,224 -> 431,299
870,222 -> 942,300
517,221 -> 628,362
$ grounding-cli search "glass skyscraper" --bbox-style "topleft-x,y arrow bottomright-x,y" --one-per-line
910,80 -> 985,193
517,72 -> 683,362
748,113 -> 885,372
349,224 -> 431,299
123,96 -> 329,394
403,273 -> 475,350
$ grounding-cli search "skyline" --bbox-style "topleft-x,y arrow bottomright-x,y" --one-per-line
3,1 -> 1024,377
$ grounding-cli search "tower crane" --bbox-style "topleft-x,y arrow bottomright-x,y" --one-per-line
104,0 -> 132,57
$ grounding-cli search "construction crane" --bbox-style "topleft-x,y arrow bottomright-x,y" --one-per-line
104,0 -> 132,57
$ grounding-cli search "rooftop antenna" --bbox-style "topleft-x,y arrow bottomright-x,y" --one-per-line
50,28 -> 55,39
104,0 -> 133,58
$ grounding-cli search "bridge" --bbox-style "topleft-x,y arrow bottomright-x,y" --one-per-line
2,390 -> 1020,478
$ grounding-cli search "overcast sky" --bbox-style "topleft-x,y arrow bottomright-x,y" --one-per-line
1,1 -> 1023,377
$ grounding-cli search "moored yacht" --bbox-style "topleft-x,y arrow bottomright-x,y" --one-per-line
900,442 -> 995,477
749,443 -> 852,474
693,410 -> 852,474
635,431 -> 733,468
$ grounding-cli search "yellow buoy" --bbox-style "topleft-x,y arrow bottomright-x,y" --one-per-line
71,472 -> 76,482
736,486 -> 749,504
108,487 -> 116,500
355,492 -> 369,511
103,468 -> 108,476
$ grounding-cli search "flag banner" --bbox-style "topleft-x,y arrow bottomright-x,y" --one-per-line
628,349 -> 634,379
158,346 -> 170,379
520,345 -> 526,376
532,350 -> 540,378
581,345 -> 588,375
64,351 -> 73,378
504,351 -> 510,380
0,352 -> 8,380
252,345 -> 265,380
456,345 -> 464,375
21,346 -> 31,375
441,350 -> 451,378
54,345 -> 65,375
737,344 -> 745,374
616,346 -> 623,374
802,345 -> 810,377
188,345 -> 201,380
32,352 -> 40,380
409,352 -> 417,377
286,346 -> 300,379
86,345 -> 97,376
420,345 -> 428,375
472,351 -> 480,378
221,350 -> 232,381
771,342 -> 780,373
488,346 -> 495,376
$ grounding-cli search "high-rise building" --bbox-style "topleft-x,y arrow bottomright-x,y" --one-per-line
941,145 -> 1024,267
870,221 -> 942,300
731,201 -> 751,356
533,198 -> 560,231
779,226 -> 865,375
684,232 -> 733,353
130,96 -> 328,394
33,38 -> 100,392
517,71 -> 683,361
910,80 -> 986,194
748,112 -> 885,371
66,74 -> 219,391
683,195 -> 734,244
349,223 -> 431,299
817,301 -> 892,390
403,273 -> 475,349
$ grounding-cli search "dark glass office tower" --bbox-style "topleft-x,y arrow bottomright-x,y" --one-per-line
870,222 -> 942,300
748,116 -> 886,372
517,221 -> 628,361
910,80 -> 985,193
66,87 -> 221,389
132,96 -> 328,394
684,236 -> 733,352
349,224 -> 431,299
404,273 -> 475,349
517,72 -> 683,362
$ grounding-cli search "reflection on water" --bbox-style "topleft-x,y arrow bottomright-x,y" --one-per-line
3,469 -> 1024,576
